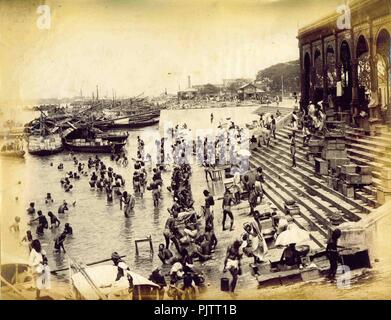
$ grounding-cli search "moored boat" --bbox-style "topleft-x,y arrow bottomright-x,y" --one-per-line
71,264 -> 159,300
28,134 -> 63,156
1,254 -> 69,300
95,130 -> 129,142
64,138 -> 126,153
1,139 -> 25,158
27,111 -> 64,156
0,149 -> 25,158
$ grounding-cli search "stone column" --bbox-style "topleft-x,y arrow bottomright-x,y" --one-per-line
299,41 -> 306,109
367,19 -> 382,134
334,32 -> 341,112
322,36 -> 329,105
351,57 -> 359,123
310,42 -> 315,102
350,29 -> 359,127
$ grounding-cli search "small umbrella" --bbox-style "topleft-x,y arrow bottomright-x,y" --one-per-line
275,223 -> 310,247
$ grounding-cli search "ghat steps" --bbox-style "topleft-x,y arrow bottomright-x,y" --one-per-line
249,122 -> 390,246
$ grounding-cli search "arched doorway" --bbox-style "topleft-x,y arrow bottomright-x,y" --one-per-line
326,45 -> 336,96
340,40 -> 352,109
376,28 -> 390,109
303,52 -> 311,105
356,35 -> 371,111
313,49 -> 323,102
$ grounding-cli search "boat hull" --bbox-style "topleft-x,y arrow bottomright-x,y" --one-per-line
96,132 -> 129,142
28,134 -> 63,156
0,150 -> 25,158
64,140 -> 126,153
106,117 -> 160,129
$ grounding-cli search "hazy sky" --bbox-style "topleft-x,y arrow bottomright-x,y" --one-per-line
0,0 -> 343,102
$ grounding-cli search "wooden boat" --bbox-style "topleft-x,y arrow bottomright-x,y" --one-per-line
1,139 -> 25,158
97,109 -> 160,129
0,149 -> 25,158
71,264 -> 159,300
128,116 -> 160,128
95,130 -> 129,142
28,134 -> 63,156
1,255 -> 69,300
62,125 -> 128,143
27,112 -> 63,156
64,138 -> 126,153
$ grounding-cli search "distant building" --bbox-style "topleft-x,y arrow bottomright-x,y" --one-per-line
223,78 -> 253,88
237,83 -> 265,100
177,87 -> 198,100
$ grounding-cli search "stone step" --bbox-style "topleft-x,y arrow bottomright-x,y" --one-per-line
261,181 -> 327,247
277,125 -> 380,199
273,127 -> 378,205
252,148 -> 372,214
367,134 -> 391,145
374,129 -> 391,139
363,185 -> 378,197
345,135 -> 391,151
346,142 -> 389,158
270,140 -> 380,206
250,153 -> 365,222
355,190 -> 379,208
347,147 -> 391,167
251,161 -> 331,238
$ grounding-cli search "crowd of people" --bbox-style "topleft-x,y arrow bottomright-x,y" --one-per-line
9,105 -> 347,299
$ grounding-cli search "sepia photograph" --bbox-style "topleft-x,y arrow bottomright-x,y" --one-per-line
1,0 -> 391,307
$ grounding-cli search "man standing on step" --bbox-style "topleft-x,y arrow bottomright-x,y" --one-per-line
270,115 -> 276,139
222,188 -> 235,231
290,132 -> 297,168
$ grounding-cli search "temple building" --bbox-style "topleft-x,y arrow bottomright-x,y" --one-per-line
298,0 -> 390,133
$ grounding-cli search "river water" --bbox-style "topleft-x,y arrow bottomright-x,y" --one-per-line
1,106 -> 391,299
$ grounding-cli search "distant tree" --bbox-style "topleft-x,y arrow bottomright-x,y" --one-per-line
227,81 -> 242,94
256,60 -> 300,94
200,83 -> 220,95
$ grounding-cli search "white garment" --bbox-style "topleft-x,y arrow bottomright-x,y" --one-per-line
29,249 -> 51,290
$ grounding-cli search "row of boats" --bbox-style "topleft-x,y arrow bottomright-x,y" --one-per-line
1,109 -> 160,158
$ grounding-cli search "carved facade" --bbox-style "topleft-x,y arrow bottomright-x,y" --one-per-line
298,0 -> 390,131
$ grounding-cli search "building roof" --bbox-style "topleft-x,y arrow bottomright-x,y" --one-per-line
297,0 -> 383,39
238,83 -> 265,92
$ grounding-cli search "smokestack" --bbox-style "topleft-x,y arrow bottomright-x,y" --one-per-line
92,92 -> 95,100
188,75 -> 191,88
96,85 -> 99,101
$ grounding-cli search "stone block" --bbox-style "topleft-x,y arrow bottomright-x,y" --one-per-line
308,139 -> 323,147
345,173 -> 361,185
309,146 -> 322,154
342,183 -> 354,198
322,149 -> 347,160
341,164 -> 357,175
360,175 -> 372,185
328,158 -> 350,170
357,166 -> 371,175
315,157 -> 328,175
